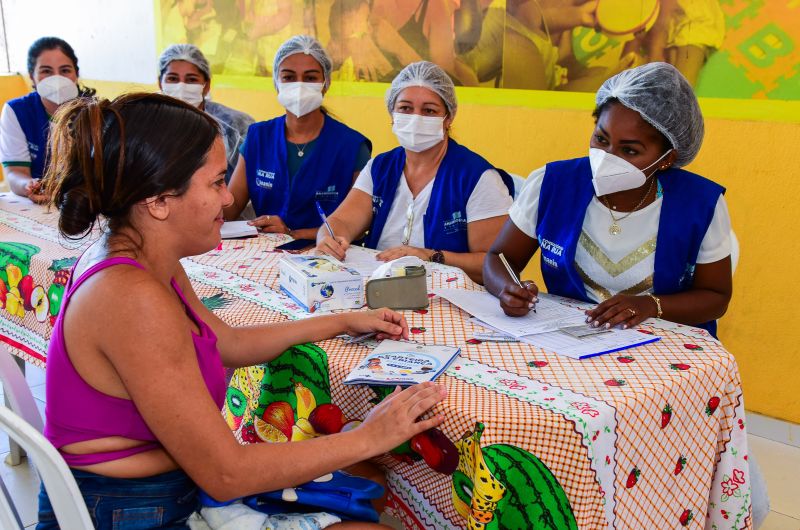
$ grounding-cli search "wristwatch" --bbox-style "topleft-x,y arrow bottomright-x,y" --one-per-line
430,250 -> 445,264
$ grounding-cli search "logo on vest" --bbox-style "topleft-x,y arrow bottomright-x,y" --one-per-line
443,211 -> 467,235
372,195 -> 383,214
255,169 -> 275,190
539,236 -> 564,257
315,185 -> 338,202
28,142 -> 39,161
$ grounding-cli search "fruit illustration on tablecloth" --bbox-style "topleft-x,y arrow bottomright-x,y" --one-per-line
683,343 -> 703,351
705,396 -> 720,416
451,422 -> 577,530
3,265 -> 26,318
29,285 -> 49,322
0,242 -> 40,285
528,360 -> 548,368
224,387 -> 247,431
240,423 -> 260,444
18,274 -> 34,310
255,415 -> 289,443
46,257 -> 76,324
661,404 -> 673,428
263,401 -> 295,439
674,455 -> 687,475
410,428 -> 459,474
200,293 -> 232,312
625,467 -> 640,488
308,403 -> 346,435
0,278 -> 6,309
617,355 -> 634,363
670,363 -> 691,371
410,326 -> 426,334
605,378 -> 626,387
679,508 -> 693,526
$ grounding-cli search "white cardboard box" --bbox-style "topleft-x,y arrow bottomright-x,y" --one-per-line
279,255 -> 364,312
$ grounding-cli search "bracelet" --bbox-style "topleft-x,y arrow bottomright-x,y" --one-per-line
647,293 -> 663,319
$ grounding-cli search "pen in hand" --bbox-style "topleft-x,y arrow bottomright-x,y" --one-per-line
498,252 -> 536,313
315,201 -> 336,239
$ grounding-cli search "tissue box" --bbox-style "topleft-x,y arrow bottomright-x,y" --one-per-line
279,255 -> 364,312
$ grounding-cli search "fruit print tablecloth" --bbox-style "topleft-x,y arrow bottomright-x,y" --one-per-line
0,194 -> 752,529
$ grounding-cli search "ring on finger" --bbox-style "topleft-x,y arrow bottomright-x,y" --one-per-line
627,307 -> 637,317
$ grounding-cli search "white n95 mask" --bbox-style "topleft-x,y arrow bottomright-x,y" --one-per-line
392,113 -> 445,153
162,82 -> 205,107
589,147 -> 672,196
277,82 -> 324,118
36,75 -> 79,105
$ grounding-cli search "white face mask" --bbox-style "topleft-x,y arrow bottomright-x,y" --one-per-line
161,82 -> 205,107
277,82 -> 324,118
589,147 -> 672,196
36,75 -> 79,105
391,113 -> 445,153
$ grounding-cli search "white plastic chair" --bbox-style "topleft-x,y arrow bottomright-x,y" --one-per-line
0,345 -> 42,467
0,406 -> 93,529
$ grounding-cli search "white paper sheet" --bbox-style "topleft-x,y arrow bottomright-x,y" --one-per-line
220,221 -> 258,239
434,288 -> 585,336
342,246 -> 383,276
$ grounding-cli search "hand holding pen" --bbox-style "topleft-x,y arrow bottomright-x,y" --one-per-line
315,201 -> 350,260
497,252 -> 539,317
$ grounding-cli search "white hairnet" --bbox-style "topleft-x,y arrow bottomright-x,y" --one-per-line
272,35 -> 332,90
158,44 -> 211,81
385,61 -> 457,117
596,62 -> 704,167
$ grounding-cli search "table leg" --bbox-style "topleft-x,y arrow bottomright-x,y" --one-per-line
4,357 -> 27,466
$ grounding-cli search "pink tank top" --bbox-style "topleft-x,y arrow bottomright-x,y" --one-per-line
43,257 -> 226,466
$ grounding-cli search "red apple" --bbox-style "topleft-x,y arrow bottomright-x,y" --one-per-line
0,278 -> 7,308
308,403 -> 346,435
410,428 -> 459,474
19,275 -> 34,311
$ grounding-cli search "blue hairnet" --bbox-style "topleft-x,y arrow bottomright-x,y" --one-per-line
596,62 -> 704,167
385,61 -> 457,117
273,35 -> 332,90
158,44 -> 211,81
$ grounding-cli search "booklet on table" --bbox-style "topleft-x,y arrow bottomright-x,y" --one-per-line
343,340 -> 460,386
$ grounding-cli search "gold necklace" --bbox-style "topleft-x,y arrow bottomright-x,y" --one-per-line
601,176 -> 657,236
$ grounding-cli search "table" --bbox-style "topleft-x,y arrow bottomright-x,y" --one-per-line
0,193 -> 752,529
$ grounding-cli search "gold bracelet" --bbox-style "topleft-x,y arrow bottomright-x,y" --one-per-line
647,293 -> 663,319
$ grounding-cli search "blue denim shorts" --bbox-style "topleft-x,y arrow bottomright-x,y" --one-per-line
36,468 -> 198,530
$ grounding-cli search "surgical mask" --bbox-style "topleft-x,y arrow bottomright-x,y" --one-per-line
277,82 -> 324,117
162,82 -> 205,107
589,148 -> 672,196
392,113 -> 445,153
36,75 -> 78,105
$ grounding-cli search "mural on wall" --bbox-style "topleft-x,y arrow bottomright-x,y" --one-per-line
157,0 -> 799,98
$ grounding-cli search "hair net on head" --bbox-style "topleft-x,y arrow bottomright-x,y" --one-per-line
158,44 -> 211,81
596,62 -> 704,167
272,35 -> 332,89
385,61 -> 457,117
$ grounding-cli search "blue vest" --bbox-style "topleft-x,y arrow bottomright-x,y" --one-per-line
365,139 -> 513,252
7,92 -> 50,179
243,114 -> 369,229
536,157 -> 725,336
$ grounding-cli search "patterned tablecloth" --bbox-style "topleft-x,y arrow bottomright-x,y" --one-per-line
0,192 -> 752,530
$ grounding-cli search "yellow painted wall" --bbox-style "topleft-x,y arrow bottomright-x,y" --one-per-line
2,75 -> 798,424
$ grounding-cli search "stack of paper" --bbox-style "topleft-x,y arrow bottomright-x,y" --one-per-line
434,288 -> 658,359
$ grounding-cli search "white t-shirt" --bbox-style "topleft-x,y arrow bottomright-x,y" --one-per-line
353,158 -> 513,250
0,104 -> 33,166
509,166 -> 732,302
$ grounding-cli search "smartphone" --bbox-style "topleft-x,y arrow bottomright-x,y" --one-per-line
275,239 -> 316,251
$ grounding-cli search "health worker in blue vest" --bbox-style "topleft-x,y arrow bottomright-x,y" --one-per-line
224,36 -> 371,241
316,61 -> 514,284
484,62 -> 732,337
158,44 -> 255,183
0,37 -> 94,202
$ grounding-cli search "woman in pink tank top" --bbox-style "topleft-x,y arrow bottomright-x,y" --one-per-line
36,93 -> 446,530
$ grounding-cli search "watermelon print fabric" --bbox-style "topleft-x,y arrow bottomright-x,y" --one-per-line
0,192 -> 751,529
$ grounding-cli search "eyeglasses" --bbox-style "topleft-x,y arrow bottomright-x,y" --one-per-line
402,202 -> 414,246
